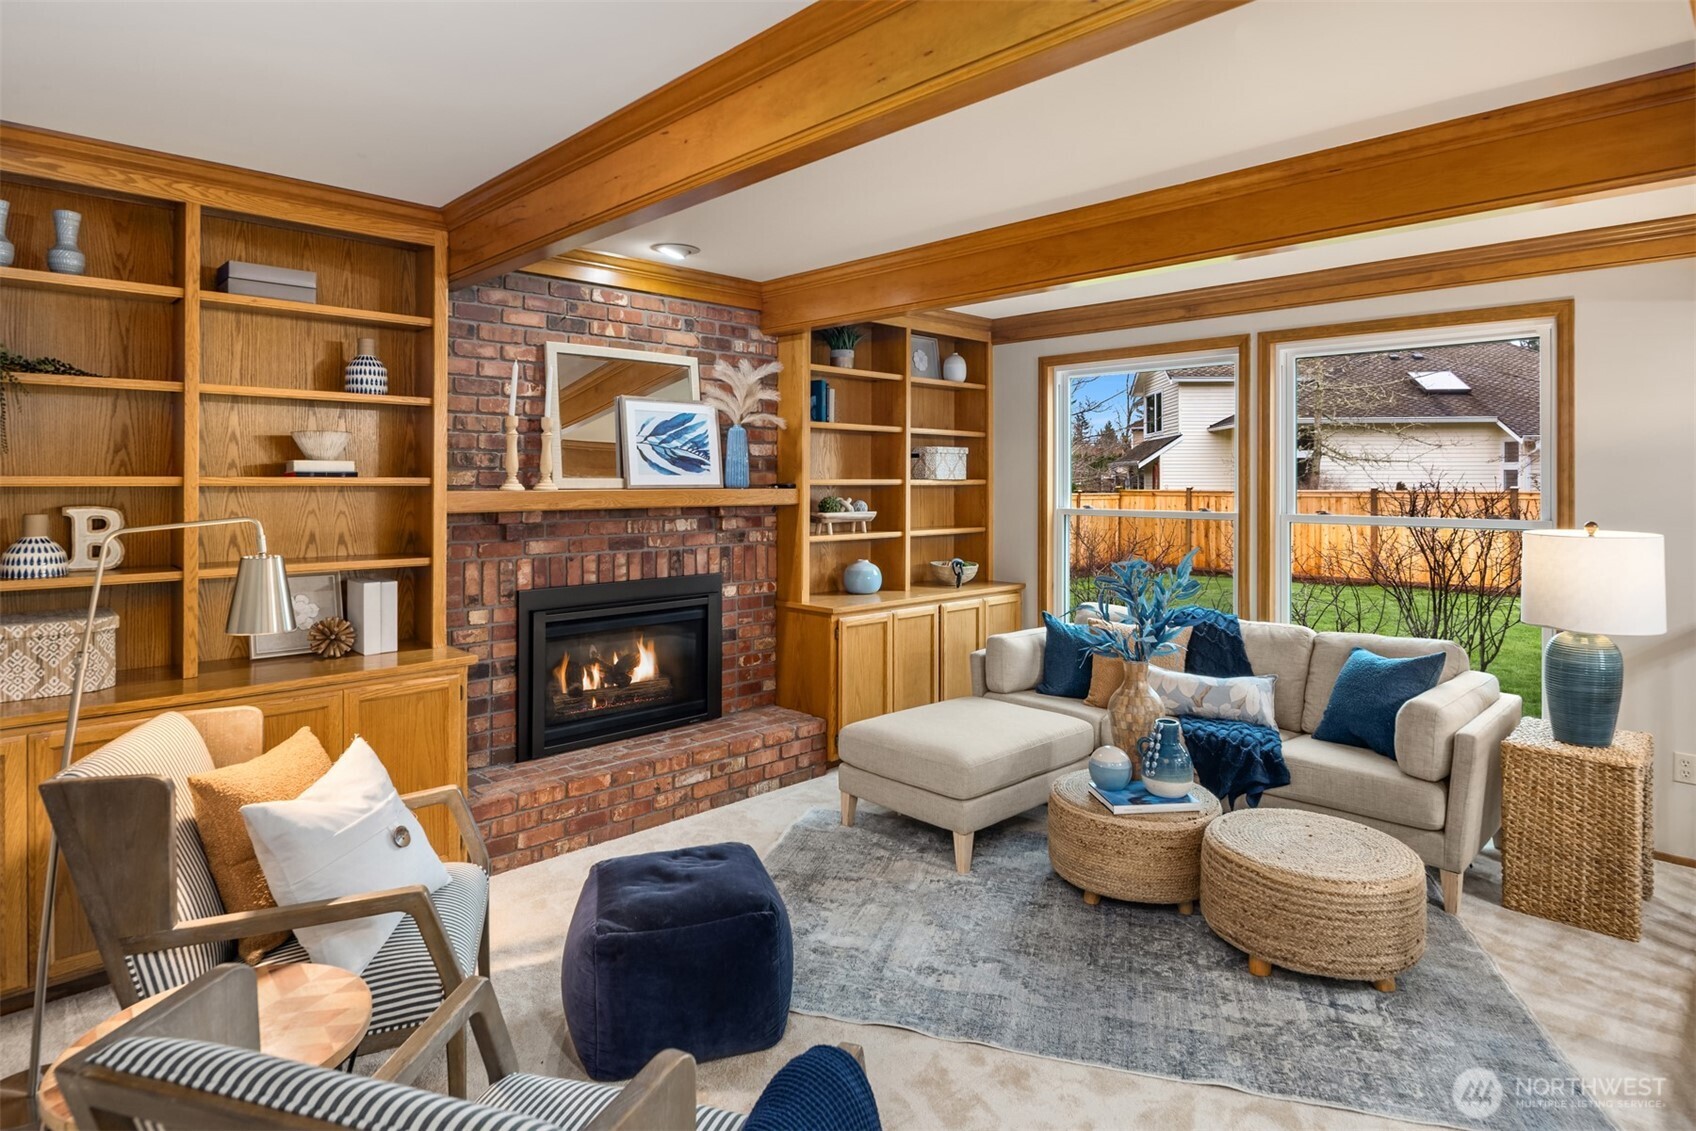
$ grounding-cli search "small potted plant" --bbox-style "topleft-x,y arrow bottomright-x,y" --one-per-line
701,358 -> 785,489
822,325 -> 863,369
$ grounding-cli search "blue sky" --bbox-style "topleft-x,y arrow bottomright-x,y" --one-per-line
1070,372 -> 1143,436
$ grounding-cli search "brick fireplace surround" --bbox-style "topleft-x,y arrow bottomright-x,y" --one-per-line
447,273 -> 826,873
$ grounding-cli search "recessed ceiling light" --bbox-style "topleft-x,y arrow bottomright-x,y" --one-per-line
650,243 -> 700,261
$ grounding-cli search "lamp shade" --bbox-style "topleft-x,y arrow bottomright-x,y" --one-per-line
227,553 -> 296,635
1521,528 -> 1665,636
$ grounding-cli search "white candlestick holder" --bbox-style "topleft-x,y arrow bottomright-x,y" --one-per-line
500,414 -> 525,491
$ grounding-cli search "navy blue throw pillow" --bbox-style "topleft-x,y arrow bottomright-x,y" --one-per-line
745,1045 -> 882,1131
1313,648 -> 1447,758
1036,611 -> 1098,699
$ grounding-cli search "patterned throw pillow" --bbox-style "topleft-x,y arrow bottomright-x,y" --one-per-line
1148,667 -> 1278,728
1083,625 -> 1192,708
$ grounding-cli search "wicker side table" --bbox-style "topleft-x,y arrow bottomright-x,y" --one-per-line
1047,772 -> 1221,913
1500,718 -> 1653,941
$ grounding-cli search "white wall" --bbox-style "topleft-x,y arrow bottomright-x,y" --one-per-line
993,260 -> 1696,856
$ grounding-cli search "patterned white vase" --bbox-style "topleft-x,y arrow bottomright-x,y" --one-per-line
344,337 -> 388,395
46,209 -> 85,275
2,514 -> 70,580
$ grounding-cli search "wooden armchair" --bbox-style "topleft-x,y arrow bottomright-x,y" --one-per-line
56,965 -> 873,1131
38,706 -> 493,1095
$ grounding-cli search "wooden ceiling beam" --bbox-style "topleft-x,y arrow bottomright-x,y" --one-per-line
443,0 -> 1250,287
523,251 -> 764,310
989,213 -> 1696,343
761,65 -> 1696,333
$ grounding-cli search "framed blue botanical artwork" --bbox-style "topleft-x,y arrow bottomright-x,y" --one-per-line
616,396 -> 723,488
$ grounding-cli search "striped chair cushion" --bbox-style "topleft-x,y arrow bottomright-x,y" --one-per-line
479,1074 -> 745,1131
261,860 -> 487,1035
86,1037 -> 557,1131
57,712 -> 231,996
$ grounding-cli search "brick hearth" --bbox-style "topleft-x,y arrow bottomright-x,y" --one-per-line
446,273 -> 826,869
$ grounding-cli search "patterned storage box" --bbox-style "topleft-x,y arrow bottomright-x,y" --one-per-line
912,445 -> 968,480
0,608 -> 118,702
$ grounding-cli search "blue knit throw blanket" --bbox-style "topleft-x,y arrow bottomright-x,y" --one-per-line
1164,606 -> 1288,808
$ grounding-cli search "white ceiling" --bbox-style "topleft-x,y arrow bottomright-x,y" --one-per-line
590,0 -> 1695,281
957,183 -> 1696,320
0,0 -> 806,204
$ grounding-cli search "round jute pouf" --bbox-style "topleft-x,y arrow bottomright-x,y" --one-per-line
1200,809 -> 1426,992
1048,771 -> 1221,913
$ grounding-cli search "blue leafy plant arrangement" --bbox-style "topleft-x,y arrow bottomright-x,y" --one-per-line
631,409 -> 714,478
1075,547 -> 1203,664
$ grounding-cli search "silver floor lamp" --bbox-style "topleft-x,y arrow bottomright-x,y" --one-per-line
17,517 -> 294,1127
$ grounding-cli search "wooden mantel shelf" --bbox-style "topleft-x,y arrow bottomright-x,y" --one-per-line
444,487 -> 799,514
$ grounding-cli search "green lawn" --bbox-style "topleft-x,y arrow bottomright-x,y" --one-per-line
1068,574 -> 1541,713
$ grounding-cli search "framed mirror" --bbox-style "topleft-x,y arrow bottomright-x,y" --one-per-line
543,342 -> 700,488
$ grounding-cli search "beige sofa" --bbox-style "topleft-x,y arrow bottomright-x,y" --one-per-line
968,621 -> 1521,913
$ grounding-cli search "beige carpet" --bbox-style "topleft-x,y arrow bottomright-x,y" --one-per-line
7,769 -> 1692,1129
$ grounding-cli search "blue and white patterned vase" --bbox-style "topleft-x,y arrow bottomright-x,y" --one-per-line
46,209 -> 85,275
843,558 -> 882,594
0,200 -> 14,268
723,423 -> 751,489
344,336 -> 388,395
2,514 -> 69,580
1138,717 -> 1195,798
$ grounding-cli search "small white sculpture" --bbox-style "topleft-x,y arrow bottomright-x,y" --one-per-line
62,506 -> 125,571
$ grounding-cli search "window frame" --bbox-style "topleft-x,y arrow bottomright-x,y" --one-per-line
1037,336 -> 1251,616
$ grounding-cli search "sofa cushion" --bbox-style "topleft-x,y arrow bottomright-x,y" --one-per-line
984,628 -> 1046,694
1082,626 -> 1190,707
983,689 -> 1113,747
1301,633 -> 1470,734
1240,622 -> 1315,732
1035,613 -> 1096,699
1148,668 -> 1278,728
1271,734 -> 1448,831
839,698 -> 1094,800
1313,648 -> 1447,758
1395,670 -> 1502,782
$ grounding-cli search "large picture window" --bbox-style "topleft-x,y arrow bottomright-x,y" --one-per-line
1269,307 -> 1569,710
1040,338 -> 1248,615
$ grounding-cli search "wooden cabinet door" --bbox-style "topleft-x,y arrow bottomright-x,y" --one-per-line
938,598 -> 987,701
253,690 -> 345,753
984,591 -> 1022,640
890,606 -> 939,713
342,673 -> 467,859
1,736 -> 28,995
835,612 -> 892,731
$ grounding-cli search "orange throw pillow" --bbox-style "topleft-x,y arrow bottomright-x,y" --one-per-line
1083,625 -> 1192,708
188,727 -> 331,963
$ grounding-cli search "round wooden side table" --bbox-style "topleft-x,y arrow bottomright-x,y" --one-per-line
38,962 -> 372,1131
1047,771 -> 1221,913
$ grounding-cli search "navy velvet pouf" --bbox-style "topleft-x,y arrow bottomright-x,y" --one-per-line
563,842 -> 793,1081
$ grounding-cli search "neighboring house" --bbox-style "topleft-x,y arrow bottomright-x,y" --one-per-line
1105,343 -> 1539,493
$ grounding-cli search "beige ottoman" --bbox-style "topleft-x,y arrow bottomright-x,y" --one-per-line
838,698 -> 1095,873
1200,809 -> 1427,992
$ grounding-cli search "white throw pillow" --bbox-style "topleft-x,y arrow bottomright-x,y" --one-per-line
1148,667 -> 1279,729
242,736 -> 449,973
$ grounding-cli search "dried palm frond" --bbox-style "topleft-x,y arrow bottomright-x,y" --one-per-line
702,357 -> 786,430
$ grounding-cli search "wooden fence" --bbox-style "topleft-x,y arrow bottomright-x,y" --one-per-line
1068,489 -> 1538,586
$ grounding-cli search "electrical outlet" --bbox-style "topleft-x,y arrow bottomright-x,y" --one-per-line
1676,753 -> 1696,786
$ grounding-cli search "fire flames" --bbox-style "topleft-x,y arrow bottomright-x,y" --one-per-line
554,636 -> 659,701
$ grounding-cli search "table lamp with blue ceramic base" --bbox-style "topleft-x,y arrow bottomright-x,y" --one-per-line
1521,523 -> 1665,746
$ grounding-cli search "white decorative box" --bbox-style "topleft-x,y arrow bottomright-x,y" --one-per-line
0,608 -> 119,702
912,446 -> 968,481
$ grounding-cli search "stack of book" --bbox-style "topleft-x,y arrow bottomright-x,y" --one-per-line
215,260 -> 318,303
1088,780 -> 1208,815
283,459 -> 356,478
810,378 -> 837,423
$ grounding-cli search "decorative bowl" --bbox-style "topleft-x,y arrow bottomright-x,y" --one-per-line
291,430 -> 351,461
929,559 -> 979,586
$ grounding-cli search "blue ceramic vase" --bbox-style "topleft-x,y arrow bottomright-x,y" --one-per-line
1088,745 -> 1132,791
1544,631 -> 1622,746
723,423 -> 750,488
843,558 -> 881,594
1137,717 -> 1195,798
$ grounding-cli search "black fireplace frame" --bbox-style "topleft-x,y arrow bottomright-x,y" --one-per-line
516,574 -> 723,762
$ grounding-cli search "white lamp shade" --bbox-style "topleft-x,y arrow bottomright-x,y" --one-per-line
1521,529 -> 1666,636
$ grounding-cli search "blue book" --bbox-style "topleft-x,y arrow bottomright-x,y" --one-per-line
1088,780 -> 1206,815
810,379 -> 829,422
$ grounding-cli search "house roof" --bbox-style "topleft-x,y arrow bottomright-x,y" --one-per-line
1164,363 -> 1235,382
1296,339 -> 1540,438
1209,414 -> 1236,431
1108,433 -> 1182,470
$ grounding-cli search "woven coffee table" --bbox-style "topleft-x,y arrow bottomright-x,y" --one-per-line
1047,771 -> 1221,913
1200,809 -> 1426,992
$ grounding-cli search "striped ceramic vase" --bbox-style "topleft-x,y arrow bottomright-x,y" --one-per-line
1,514 -> 69,580
344,337 -> 388,395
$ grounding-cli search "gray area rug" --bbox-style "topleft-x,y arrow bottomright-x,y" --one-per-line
766,806 -> 1610,1131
